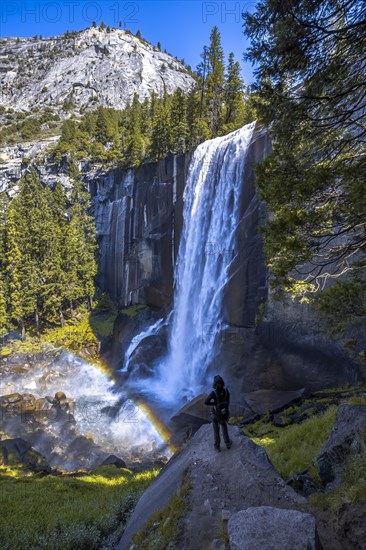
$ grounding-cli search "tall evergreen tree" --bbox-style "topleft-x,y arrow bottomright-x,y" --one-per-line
169,88 -> 189,154
67,170 -> 97,309
125,94 -> 145,166
95,108 -> 117,145
223,52 -> 245,132
41,183 -> 68,326
6,206 -> 25,337
0,275 -> 7,334
186,88 -> 210,149
150,97 -> 171,160
206,26 -> 225,134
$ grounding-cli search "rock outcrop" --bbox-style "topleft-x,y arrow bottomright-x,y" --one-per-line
117,424 -> 312,549
228,506 -> 317,550
0,437 -> 52,474
0,27 -> 194,114
316,404 -> 366,489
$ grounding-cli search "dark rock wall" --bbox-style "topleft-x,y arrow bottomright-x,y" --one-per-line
89,153 -> 191,309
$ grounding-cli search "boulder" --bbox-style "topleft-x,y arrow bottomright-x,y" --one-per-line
228,506 -> 317,550
243,388 -> 305,415
0,392 -> 23,405
170,394 -> 211,432
0,437 -> 51,473
100,454 -> 126,469
316,404 -> 366,488
54,391 -> 67,401
127,334 -> 167,377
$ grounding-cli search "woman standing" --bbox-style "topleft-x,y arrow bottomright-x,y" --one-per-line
205,375 -> 232,452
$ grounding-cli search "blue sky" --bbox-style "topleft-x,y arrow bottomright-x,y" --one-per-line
0,1 -> 257,83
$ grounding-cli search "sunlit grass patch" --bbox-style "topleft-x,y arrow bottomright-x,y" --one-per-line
244,406 -> 338,479
0,465 -> 158,550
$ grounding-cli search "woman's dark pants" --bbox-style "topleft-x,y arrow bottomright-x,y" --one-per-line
212,419 -> 230,449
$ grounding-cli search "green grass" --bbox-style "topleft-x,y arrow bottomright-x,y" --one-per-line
132,472 -> 191,549
0,465 -> 158,550
244,406 -> 338,479
244,391 -> 366,515
309,435 -> 366,512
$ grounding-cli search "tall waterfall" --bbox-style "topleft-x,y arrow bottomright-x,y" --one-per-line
136,122 -> 256,405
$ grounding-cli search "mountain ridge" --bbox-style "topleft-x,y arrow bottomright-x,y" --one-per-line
0,26 -> 195,115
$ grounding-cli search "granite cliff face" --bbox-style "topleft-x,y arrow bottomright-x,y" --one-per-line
0,27 -> 194,114
89,153 -> 191,310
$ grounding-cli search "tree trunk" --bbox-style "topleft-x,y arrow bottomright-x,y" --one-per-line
35,308 -> 40,337
59,307 -> 64,328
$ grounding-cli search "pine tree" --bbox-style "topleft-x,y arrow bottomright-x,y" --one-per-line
150,97 -> 171,160
244,0 -> 366,358
0,274 -> 7,334
67,173 -> 97,310
206,26 -> 225,134
11,170 -> 53,333
222,52 -> 245,133
6,206 -> 25,338
170,88 -> 189,154
41,183 -> 68,326
95,108 -> 117,145
186,88 -> 210,149
125,94 -> 145,166
0,193 -> 8,333
196,45 -> 209,121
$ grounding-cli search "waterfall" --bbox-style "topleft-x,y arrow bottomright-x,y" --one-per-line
133,122 -> 256,405
121,313 -> 171,373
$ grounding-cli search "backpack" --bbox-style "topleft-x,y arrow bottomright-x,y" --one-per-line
215,388 -> 229,421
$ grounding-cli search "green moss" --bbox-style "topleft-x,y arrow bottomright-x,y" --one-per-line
89,293 -> 117,338
132,472 -> 191,549
245,406 -> 338,479
120,304 -> 148,317
228,416 -> 243,425
0,466 -> 158,550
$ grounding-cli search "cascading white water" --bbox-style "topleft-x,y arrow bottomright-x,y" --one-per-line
121,313 -> 172,373
134,122 -> 256,405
